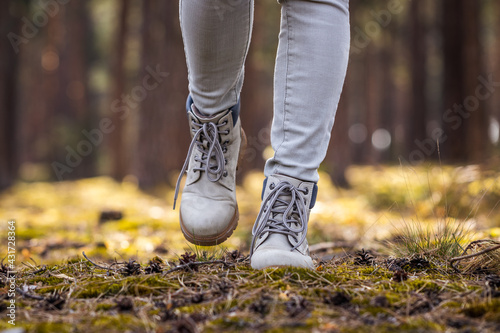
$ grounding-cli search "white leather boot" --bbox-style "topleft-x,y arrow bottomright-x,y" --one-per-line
250,174 -> 317,269
174,100 -> 246,246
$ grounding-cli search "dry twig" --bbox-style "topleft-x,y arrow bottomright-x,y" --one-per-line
450,240 -> 500,273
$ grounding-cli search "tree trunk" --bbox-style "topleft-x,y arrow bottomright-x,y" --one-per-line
39,0 -> 94,180
462,0 -> 489,162
408,0 -> 427,156
0,1 -> 21,189
327,67 -> 351,187
362,44 -> 380,164
380,31 -> 396,162
441,0 -> 488,162
135,0 -> 189,188
109,0 -> 130,180
239,1 -> 275,178
58,0 -> 94,178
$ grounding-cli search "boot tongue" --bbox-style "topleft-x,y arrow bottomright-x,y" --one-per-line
191,104 -> 230,124
265,174 -> 311,251
269,176 -> 300,235
266,174 -> 304,217
272,174 -> 304,188
189,104 -> 229,149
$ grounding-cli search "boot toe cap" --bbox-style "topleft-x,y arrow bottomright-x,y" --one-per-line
180,195 -> 237,244
250,247 -> 314,270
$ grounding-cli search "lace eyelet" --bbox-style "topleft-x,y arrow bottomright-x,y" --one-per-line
269,183 -> 276,190
224,159 -> 227,165
222,121 -> 228,126
304,188 -> 309,195
223,171 -> 228,177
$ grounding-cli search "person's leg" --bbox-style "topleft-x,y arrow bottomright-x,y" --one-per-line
175,0 -> 253,245
179,0 -> 254,115
251,0 -> 350,269
265,0 -> 350,183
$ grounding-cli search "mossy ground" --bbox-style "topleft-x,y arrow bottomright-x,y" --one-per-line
1,165 -> 500,332
1,258 -> 500,332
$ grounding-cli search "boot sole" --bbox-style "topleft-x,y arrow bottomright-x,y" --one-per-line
180,206 -> 239,246
179,126 -> 246,246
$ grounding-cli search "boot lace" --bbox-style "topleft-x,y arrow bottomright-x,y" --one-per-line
250,181 -> 309,256
173,120 -> 229,209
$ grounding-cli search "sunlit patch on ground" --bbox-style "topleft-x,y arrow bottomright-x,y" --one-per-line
1,165 -> 499,264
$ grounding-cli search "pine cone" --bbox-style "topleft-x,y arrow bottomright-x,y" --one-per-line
114,297 -> 134,312
179,252 -> 197,265
284,295 -> 310,318
44,290 -> 66,310
0,262 -> 9,276
120,259 -> 142,276
324,291 -> 351,306
387,257 -> 409,271
145,261 -> 162,274
354,249 -> 375,266
486,275 -> 500,289
393,269 -> 408,282
409,257 -> 430,270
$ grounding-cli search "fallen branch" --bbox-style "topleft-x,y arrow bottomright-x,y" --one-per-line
450,241 -> 500,273
31,265 -> 47,275
16,287 -> 45,300
82,251 -> 114,271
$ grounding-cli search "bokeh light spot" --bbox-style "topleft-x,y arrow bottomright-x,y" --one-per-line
348,123 -> 368,144
372,128 -> 392,151
489,117 -> 499,144
41,50 -> 59,71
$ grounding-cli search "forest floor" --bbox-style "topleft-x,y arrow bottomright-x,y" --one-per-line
1,164 -> 500,332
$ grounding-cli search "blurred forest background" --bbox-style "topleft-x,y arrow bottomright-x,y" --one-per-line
1,0 -> 500,190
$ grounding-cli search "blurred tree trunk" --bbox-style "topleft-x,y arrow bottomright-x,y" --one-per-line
496,0 -> 500,146
380,31 -> 396,162
17,2 -> 58,176
408,0 -> 427,155
109,0 -> 130,180
442,0 -> 488,162
46,0 -> 94,179
327,67 -> 351,187
135,1 -> 189,187
239,1 -> 275,179
362,44 -> 380,164
441,0 -> 464,162
462,0 -> 489,162
0,1 -> 21,189
64,0 -> 94,178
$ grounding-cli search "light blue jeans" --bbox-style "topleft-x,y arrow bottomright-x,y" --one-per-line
179,0 -> 350,183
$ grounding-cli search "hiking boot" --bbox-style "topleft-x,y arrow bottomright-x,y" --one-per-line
250,174 -> 317,269
174,97 -> 246,246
